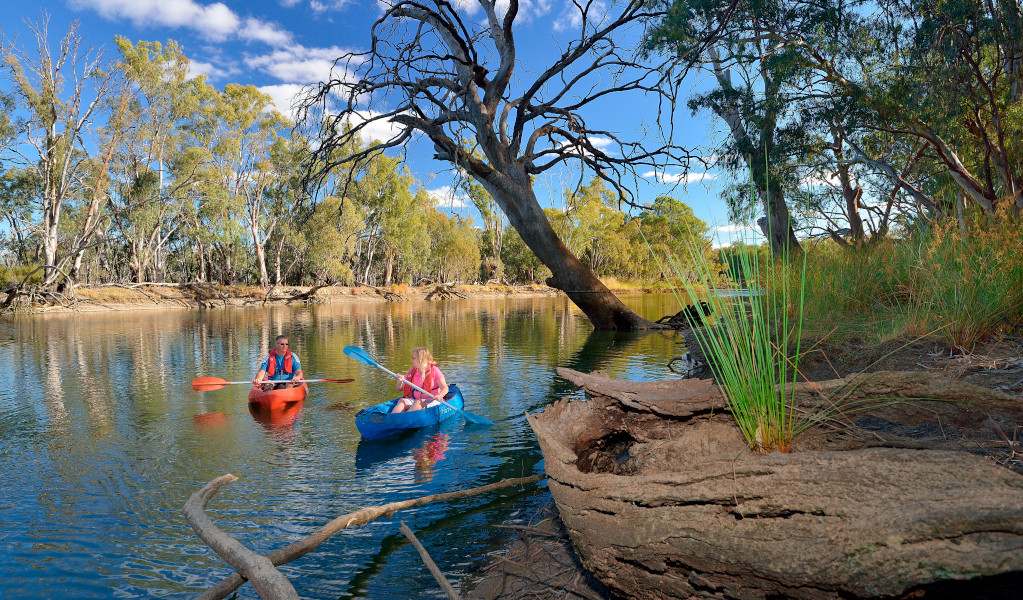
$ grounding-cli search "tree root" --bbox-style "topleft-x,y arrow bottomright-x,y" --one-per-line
426,283 -> 468,300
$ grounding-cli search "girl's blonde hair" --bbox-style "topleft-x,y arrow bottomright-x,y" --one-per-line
411,347 -> 435,364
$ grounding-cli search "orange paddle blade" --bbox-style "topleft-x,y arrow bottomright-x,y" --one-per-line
192,376 -> 229,391
320,378 -> 355,384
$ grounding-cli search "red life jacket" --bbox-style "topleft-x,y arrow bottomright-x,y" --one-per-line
403,363 -> 440,399
266,348 -> 293,377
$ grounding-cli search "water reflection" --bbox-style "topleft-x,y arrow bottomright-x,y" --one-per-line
413,433 -> 451,483
249,400 -> 305,441
0,293 -> 688,599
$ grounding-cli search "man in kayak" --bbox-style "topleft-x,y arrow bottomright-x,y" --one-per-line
253,335 -> 305,390
391,346 -> 449,413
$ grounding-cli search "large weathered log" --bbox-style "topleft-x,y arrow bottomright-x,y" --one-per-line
196,473 -> 545,600
534,370 -> 1023,599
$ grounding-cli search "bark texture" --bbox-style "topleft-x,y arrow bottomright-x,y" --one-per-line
528,369 -> 1023,599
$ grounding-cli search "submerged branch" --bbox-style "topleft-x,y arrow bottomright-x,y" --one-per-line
195,473 -> 546,600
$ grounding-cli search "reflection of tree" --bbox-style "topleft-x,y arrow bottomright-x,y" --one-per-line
548,329 -> 646,400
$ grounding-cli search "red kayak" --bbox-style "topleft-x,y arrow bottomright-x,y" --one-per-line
247,382 -> 309,410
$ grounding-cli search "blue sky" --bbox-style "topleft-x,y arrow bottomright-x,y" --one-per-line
1,0 -> 764,246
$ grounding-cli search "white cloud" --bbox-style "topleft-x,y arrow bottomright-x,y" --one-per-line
553,0 -> 607,32
70,0 -> 290,45
800,172 -> 840,188
427,186 -> 471,210
709,224 -> 765,249
239,18 -> 293,46
245,43 -> 356,84
643,171 -> 718,184
342,110 -> 412,145
711,224 -> 753,234
259,84 -> 307,119
311,0 -> 352,12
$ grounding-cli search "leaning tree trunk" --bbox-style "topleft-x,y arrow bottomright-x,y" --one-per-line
493,178 -> 659,330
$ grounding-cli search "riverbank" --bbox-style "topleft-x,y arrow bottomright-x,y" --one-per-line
463,332 -> 1023,599
9,282 -> 569,314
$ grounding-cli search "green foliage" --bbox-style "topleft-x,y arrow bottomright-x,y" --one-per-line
0,263 -> 44,286
303,196 -> 363,284
428,210 -> 481,283
501,226 -> 551,284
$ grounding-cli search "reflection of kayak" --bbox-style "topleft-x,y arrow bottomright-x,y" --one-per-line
247,382 -> 309,410
355,384 -> 464,440
249,399 -> 305,429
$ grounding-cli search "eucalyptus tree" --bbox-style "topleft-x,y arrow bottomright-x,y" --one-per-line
0,17 -> 115,288
0,168 -> 40,266
645,0 -> 868,256
350,152 -> 423,286
459,175 -> 505,281
302,194 -> 364,285
265,130 -> 313,285
207,84 -> 291,288
427,207 -> 482,283
301,0 -> 700,329
862,0 -> 1023,215
104,38 -> 208,283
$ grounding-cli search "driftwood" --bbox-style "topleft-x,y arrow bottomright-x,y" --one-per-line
533,369 -> 1023,599
357,281 -> 406,301
183,475 -> 300,600
0,265 -> 75,312
190,473 -> 545,600
180,282 -> 229,308
425,282 -> 468,300
399,521 -> 461,600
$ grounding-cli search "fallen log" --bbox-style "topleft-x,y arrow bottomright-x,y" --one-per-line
193,473 -> 545,600
534,369 -> 1023,599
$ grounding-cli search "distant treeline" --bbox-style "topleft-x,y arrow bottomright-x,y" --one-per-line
0,28 -> 713,290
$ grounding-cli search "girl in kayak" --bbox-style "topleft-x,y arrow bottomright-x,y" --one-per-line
391,346 -> 449,413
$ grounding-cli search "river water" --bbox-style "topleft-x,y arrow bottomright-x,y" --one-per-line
0,294 -> 686,599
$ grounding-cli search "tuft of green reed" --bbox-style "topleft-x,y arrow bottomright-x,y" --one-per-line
642,219 -> 808,453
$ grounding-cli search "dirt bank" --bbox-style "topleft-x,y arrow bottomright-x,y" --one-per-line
4,282 -> 566,314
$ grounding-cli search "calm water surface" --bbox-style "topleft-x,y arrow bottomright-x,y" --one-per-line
0,294 -> 687,599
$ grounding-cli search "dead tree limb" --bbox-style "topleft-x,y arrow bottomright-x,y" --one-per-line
357,281 -> 405,301
399,521 -> 461,600
196,473 -> 546,600
425,283 -> 469,301
183,474 -> 300,600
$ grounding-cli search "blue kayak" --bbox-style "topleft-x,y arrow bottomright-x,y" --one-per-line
355,384 -> 464,440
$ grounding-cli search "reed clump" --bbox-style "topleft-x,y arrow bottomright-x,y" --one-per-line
647,225 -> 807,453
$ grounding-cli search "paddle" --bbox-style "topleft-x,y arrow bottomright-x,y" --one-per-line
342,345 -> 493,426
191,376 -> 355,391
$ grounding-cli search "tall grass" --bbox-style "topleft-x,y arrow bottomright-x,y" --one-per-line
643,219 -> 808,453
773,210 -> 1023,351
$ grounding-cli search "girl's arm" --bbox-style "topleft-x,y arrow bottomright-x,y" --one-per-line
435,370 -> 449,399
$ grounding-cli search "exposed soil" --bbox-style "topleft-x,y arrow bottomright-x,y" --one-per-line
4,282 -> 563,314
